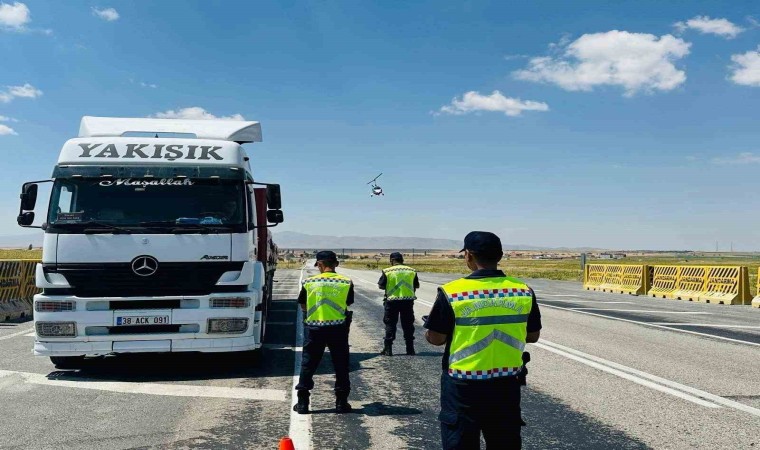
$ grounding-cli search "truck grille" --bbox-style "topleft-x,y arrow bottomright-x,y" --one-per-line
46,262 -> 244,298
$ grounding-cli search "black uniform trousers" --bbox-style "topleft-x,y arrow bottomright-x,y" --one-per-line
296,324 -> 351,394
383,300 -> 415,344
439,372 -> 522,449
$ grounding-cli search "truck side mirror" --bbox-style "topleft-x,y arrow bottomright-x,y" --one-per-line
266,210 -> 284,224
17,211 -> 35,226
266,184 -> 282,210
20,183 -> 39,211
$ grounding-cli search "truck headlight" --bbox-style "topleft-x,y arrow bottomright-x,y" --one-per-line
36,321 -> 76,337
207,318 -> 248,334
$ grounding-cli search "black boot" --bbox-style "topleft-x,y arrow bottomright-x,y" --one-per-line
335,392 -> 352,414
380,341 -> 393,356
293,390 -> 310,414
405,341 -> 416,356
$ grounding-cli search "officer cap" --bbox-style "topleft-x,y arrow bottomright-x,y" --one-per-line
389,252 -> 404,262
460,231 -> 503,258
314,250 -> 338,266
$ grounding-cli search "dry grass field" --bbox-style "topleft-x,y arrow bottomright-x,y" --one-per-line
0,248 -> 42,260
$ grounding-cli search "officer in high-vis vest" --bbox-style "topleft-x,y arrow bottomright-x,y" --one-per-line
424,232 -> 542,449
378,252 -> 420,356
294,251 -> 354,414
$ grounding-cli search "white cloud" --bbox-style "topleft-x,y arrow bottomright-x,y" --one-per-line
729,47 -> 760,87
712,152 -> 760,164
0,115 -> 17,122
674,16 -> 744,39
437,90 -> 549,117
151,107 -> 245,121
513,30 -> 691,96
140,82 -> 157,88
0,83 -> 42,103
0,1 -> 30,30
0,124 -> 17,135
92,7 -> 119,22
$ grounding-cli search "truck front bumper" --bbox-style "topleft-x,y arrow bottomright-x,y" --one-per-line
34,335 -> 258,356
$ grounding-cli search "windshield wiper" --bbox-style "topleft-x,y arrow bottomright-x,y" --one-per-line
79,221 -> 133,234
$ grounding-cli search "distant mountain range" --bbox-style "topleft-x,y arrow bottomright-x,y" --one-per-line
272,231 -> 602,251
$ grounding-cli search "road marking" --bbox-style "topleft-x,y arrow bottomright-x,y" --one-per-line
24,332 -> 35,337
288,268 -> 311,450
534,341 -> 720,409
647,323 -> 760,329
0,369 -> 286,401
541,303 -> 760,347
540,294 -> 582,297
0,327 -> 34,341
537,340 -> 760,418
543,299 -> 636,304
569,308 -> 710,314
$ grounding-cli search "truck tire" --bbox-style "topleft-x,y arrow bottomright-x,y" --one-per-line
50,356 -> 85,370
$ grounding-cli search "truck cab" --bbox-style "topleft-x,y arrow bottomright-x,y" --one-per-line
17,116 -> 284,369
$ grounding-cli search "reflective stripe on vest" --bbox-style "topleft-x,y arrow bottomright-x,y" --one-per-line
383,265 -> 417,300
302,272 -> 351,326
442,276 -> 533,380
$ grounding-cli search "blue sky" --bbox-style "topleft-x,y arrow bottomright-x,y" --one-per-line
1,1 -> 760,250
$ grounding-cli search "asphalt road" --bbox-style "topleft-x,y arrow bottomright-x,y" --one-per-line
0,265 -> 758,449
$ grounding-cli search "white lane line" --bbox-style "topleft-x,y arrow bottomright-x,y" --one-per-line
0,369 -> 286,401
24,332 -> 35,337
569,308 -> 710,315
288,268 -> 311,450
543,300 -> 636,304
534,342 -> 720,409
538,340 -> 760,418
540,294 -> 582,297
541,303 -> 760,348
647,323 -> 760,329
0,327 -> 34,341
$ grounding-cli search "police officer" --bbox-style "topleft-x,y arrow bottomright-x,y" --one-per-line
424,232 -> 542,449
378,252 -> 420,356
293,251 -> 354,415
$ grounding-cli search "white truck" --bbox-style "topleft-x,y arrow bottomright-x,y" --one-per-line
16,116 -> 284,369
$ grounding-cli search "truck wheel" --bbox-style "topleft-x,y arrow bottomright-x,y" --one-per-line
50,356 -> 85,370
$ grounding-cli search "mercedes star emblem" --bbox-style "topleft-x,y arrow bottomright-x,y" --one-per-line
131,255 -> 159,277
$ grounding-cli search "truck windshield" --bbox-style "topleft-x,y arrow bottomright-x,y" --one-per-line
47,178 -> 246,233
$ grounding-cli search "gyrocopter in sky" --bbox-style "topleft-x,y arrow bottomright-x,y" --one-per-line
367,173 -> 384,197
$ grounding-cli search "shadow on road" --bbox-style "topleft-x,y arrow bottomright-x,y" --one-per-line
523,388 -> 650,450
309,401 -> 423,416
45,348 -> 297,382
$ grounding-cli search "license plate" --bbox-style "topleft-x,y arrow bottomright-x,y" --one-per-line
114,310 -> 171,327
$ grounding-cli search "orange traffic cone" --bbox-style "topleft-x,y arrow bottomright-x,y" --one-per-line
279,437 -> 295,450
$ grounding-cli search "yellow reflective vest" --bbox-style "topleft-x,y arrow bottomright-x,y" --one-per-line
383,265 -> 417,300
302,272 -> 352,326
441,276 -> 533,380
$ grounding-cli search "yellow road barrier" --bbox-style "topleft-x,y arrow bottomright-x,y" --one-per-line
753,268 -> 760,308
648,265 -> 751,305
0,260 -> 39,321
584,264 -> 649,295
